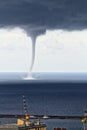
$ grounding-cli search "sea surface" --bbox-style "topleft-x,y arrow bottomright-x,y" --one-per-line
0,73 -> 87,130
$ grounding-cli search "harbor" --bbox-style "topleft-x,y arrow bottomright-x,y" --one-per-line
0,84 -> 87,130
0,114 -> 87,130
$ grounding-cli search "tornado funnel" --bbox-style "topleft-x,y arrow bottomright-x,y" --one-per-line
25,36 -> 36,80
29,37 -> 36,72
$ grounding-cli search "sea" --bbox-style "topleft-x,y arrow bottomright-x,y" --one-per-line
0,72 -> 87,130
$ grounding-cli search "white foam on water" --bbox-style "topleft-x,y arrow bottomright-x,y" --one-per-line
23,73 -> 36,80
24,76 -> 35,80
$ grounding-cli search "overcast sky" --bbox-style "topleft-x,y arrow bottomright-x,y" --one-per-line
0,0 -> 87,73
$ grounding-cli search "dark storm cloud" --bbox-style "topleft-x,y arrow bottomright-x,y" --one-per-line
0,0 -> 87,35
0,0 -> 87,73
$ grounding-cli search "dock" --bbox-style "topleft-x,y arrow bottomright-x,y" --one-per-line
0,114 -> 85,120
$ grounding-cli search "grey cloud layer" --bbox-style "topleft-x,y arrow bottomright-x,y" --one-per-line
0,0 -> 87,35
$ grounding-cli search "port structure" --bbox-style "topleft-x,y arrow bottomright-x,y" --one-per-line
17,96 -> 46,130
0,114 -> 86,119
0,114 -> 87,120
17,95 -> 30,126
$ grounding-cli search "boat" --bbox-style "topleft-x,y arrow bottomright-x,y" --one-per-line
0,96 -> 46,130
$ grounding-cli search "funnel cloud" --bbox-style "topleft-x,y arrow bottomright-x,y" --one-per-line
25,29 -> 46,74
30,37 -> 36,72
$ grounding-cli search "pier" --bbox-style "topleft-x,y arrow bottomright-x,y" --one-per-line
0,114 -> 85,120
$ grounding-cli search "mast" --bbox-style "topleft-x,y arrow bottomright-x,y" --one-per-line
22,95 -> 30,126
